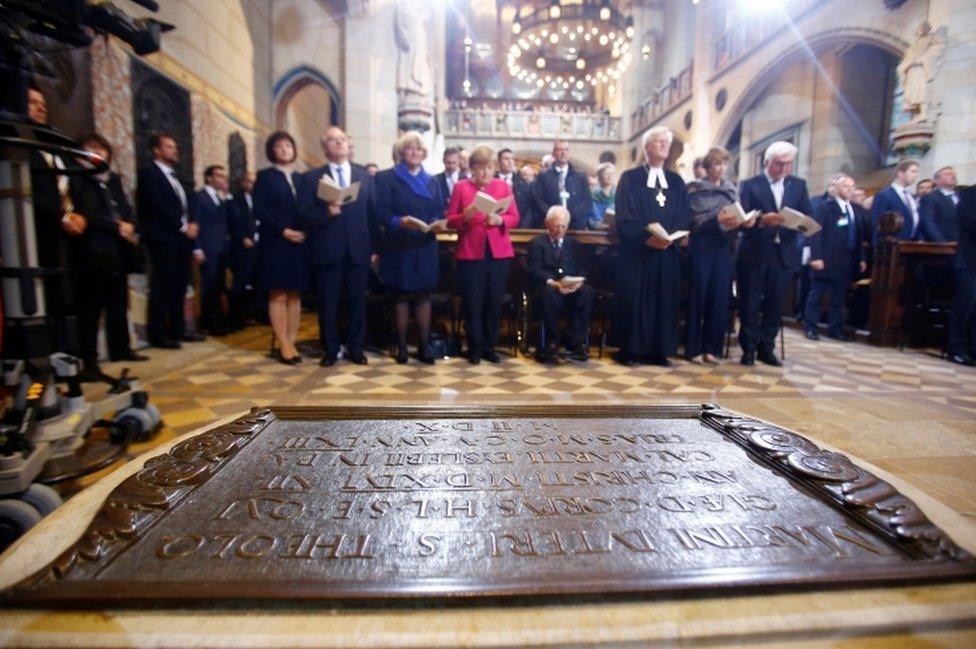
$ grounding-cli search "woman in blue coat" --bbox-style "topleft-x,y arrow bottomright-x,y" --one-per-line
374,131 -> 447,364
254,131 -> 308,364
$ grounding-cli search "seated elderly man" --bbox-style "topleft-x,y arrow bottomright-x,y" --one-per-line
527,206 -> 595,362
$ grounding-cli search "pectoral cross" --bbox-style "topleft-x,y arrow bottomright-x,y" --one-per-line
656,190 -> 667,208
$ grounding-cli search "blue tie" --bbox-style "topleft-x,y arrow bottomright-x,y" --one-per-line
846,205 -> 857,251
336,166 -> 346,189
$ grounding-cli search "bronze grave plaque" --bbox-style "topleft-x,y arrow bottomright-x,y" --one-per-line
5,404 -> 975,605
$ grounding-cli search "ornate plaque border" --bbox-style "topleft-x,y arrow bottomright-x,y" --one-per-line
3,404 -> 974,607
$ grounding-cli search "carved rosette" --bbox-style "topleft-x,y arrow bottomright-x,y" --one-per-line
700,404 -> 972,562
18,409 -> 276,588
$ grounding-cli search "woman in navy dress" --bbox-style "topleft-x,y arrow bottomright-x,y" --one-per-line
375,131 -> 447,364
254,131 -> 308,364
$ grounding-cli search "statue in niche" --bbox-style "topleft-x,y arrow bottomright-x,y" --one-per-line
897,22 -> 947,124
394,0 -> 433,101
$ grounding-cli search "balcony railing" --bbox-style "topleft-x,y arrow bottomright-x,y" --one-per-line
629,62 -> 693,136
444,109 -> 622,142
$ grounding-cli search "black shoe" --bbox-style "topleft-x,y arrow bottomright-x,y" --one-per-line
826,333 -> 853,342
757,350 -> 782,367
740,352 -> 756,366
482,349 -> 501,363
948,353 -> 976,367
182,332 -> 206,342
416,350 -> 435,365
614,351 -> 639,367
319,354 -> 337,367
348,351 -> 368,365
150,339 -> 181,350
395,345 -> 409,364
648,356 -> 673,367
274,350 -> 300,365
468,352 -> 481,365
567,348 -> 589,362
110,351 -> 150,362
804,329 -> 820,341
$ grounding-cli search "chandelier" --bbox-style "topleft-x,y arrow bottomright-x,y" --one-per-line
507,0 -> 634,94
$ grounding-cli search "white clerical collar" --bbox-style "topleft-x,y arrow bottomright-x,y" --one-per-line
646,165 -> 668,190
205,185 -> 221,204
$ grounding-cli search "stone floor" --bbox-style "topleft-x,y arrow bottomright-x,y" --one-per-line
74,314 -> 976,522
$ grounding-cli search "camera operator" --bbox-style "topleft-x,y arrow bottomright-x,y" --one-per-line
137,133 -> 205,349
26,84 -> 88,351
69,133 -> 148,375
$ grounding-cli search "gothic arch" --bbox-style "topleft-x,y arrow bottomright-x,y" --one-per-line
715,28 -> 908,147
272,64 -> 342,129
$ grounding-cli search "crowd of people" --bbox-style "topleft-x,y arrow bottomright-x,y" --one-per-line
21,82 -> 976,376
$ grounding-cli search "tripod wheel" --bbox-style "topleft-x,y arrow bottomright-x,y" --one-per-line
21,483 -> 62,516
0,499 -> 42,553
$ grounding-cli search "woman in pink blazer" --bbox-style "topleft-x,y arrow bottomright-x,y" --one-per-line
446,145 -> 521,364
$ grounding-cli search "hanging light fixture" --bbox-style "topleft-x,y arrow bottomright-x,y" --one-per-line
506,0 -> 634,92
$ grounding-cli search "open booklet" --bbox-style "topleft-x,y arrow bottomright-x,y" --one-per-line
722,201 -> 760,226
779,206 -> 821,236
400,216 -> 447,233
316,174 -> 361,205
646,222 -> 690,242
559,275 -> 586,288
473,191 -> 513,217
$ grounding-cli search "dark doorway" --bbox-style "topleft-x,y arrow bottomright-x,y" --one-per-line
131,59 -> 193,188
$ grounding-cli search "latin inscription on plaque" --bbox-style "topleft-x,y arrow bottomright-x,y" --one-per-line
6,406 -> 974,605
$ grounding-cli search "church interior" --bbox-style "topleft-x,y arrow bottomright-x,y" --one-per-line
1,0 -> 975,646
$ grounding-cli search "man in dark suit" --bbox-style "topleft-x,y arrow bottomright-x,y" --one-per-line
948,185 -> 976,366
918,166 -> 960,241
531,139 -> 593,231
527,206 -> 594,363
296,126 -> 377,366
737,140 -> 811,366
496,148 -> 534,228
802,174 -> 865,342
137,133 -> 204,349
870,159 -> 921,242
227,170 -> 257,328
433,147 -> 461,208
189,165 -> 231,336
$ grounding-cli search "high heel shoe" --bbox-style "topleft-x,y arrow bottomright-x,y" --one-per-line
395,345 -> 409,364
416,349 -> 435,365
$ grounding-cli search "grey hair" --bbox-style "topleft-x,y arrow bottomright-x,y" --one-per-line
545,205 -> 571,224
763,140 -> 798,165
641,126 -> 673,149
829,173 -> 850,186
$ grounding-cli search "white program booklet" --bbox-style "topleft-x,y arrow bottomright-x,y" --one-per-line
646,222 -> 690,242
473,191 -> 513,217
779,206 -> 821,236
725,201 -> 760,226
317,174 -> 361,205
400,216 -> 447,233
559,275 -> 586,287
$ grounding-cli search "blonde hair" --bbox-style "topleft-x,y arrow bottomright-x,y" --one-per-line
393,131 -> 427,160
701,146 -> 730,171
468,145 -> 495,169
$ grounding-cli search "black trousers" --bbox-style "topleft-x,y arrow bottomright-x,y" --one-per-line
457,253 -> 511,356
686,248 -> 733,358
803,273 -> 849,337
199,249 -> 228,330
316,258 -> 369,356
146,243 -> 192,343
948,268 -> 976,356
539,284 -> 595,349
77,267 -> 131,365
737,260 -> 791,354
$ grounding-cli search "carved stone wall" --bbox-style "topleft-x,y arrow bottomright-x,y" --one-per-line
90,38 -> 135,199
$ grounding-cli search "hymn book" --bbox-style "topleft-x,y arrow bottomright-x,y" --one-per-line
646,222 -> 690,242
559,275 -> 586,288
400,216 -> 447,233
779,206 -> 821,236
473,192 -> 513,217
724,201 -> 760,226
317,174 -> 361,205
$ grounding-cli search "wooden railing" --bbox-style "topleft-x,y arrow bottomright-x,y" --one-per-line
444,109 -> 622,142
629,61 -> 693,136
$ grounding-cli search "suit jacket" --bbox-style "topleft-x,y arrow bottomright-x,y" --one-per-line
527,234 -> 585,289
228,190 -> 256,244
446,178 -> 520,260
531,164 -> 593,231
808,199 -> 864,280
737,173 -> 811,269
29,149 -> 68,269
69,172 -> 138,275
496,172 -> 536,228
870,185 -> 917,242
137,163 -> 193,248
956,186 -> 976,270
189,188 -> 229,256
918,190 -> 959,242
296,162 -> 376,266
433,172 -> 456,210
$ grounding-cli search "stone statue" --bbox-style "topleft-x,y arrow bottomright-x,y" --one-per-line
897,22 -> 947,124
394,0 -> 433,100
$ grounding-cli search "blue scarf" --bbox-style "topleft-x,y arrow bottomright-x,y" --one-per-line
394,163 -> 432,200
